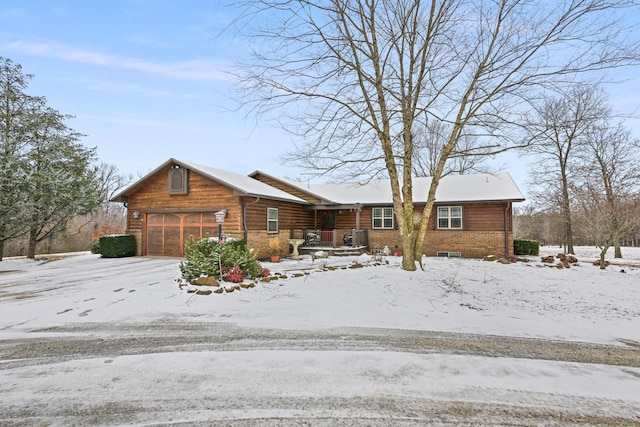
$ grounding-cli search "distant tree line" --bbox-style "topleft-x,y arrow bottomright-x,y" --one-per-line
0,57 -> 131,260
514,83 -> 640,266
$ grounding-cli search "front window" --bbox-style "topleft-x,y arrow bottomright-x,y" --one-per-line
372,207 -> 394,229
267,207 -> 278,233
437,206 -> 462,229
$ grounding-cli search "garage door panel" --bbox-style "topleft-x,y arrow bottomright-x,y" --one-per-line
164,214 -> 180,224
184,213 -> 202,224
163,226 -> 181,257
202,226 -> 217,238
147,227 -> 164,256
145,212 -> 214,257
148,214 -> 164,225
183,226 -> 202,242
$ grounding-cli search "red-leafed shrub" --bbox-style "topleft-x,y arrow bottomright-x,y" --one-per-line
222,265 -> 245,283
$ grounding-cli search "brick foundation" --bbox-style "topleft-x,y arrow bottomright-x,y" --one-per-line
368,229 -> 512,258
246,230 -> 291,259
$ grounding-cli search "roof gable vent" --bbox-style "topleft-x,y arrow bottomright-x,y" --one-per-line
168,166 -> 188,195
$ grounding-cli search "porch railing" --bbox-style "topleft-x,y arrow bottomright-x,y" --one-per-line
290,229 -> 368,248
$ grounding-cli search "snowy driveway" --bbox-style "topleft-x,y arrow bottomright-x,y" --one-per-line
1,251 -> 640,425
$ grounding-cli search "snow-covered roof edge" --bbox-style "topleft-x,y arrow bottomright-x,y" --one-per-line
111,158 -> 309,204
112,159 -> 524,206
253,171 -> 525,205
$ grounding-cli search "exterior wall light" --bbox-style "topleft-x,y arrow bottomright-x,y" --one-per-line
215,209 -> 227,244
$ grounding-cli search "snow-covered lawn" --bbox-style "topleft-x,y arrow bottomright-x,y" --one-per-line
2,246 -> 638,344
1,246 -> 639,425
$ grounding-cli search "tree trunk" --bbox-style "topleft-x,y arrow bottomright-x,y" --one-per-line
0,238 -> 4,261
614,239 -> 622,259
560,171 -> 575,255
399,178 -> 417,271
401,228 -> 416,271
27,228 -> 38,259
599,247 -> 608,270
565,220 -> 575,255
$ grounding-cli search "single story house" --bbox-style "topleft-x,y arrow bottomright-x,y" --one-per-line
111,158 -> 525,258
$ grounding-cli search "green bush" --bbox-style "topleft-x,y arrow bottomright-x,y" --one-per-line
514,239 -> 540,256
179,236 -> 263,282
220,240 -> 263,279
99,234 -> 136,258
180,236 -> 221,281
90,240 -> 101,255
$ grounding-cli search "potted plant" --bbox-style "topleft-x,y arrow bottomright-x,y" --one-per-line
267,238 -> 282,262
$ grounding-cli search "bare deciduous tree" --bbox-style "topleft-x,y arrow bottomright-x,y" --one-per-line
573,182 -> 639,268
228,0 -> 640,270
523,84 -> 611,254
574,121 -> 640,261
413,121 -> 498,177
92,162 -> 132,239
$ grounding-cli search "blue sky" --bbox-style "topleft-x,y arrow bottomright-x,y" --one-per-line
0,0 -> 296,180
1,1 -> 639,191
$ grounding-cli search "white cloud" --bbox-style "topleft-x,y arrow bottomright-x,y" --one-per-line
70,76 -> 203,99
1,40 -> 232,82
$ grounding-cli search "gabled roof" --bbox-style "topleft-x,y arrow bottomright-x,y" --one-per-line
251,172 -> 525,205
111,158 -> 309,204
249,170 -> 336,204
112,158 -> 524,206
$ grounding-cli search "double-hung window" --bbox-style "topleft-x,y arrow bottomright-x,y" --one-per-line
267,207 -> 278,233
372,207 -> 394,229
437,206 -> 462,229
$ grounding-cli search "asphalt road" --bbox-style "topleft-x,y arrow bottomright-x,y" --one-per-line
1,320 -> 639,426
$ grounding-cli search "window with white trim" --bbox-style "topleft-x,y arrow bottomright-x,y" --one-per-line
267,207 -> 279,233
372,207 -> 394,229
437,206 -> 462,229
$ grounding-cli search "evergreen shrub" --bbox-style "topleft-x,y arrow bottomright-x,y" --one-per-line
514,239 -> 540,256
90,240 -> 101,254
180,236 -> 264,282
99,234 -> 136,258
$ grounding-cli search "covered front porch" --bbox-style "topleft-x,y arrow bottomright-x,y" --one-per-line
289,228 -> 368,256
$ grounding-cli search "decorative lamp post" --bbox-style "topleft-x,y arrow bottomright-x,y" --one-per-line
215,209 -> 226,244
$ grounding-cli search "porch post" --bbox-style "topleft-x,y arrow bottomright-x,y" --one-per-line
355,204 -> 362,246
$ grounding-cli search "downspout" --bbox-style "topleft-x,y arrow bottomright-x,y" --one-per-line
243,196 -> 261,243
504,201 -> 511,258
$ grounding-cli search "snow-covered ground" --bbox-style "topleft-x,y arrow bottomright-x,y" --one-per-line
2,246 -> 638,344
1,247 -> 639,425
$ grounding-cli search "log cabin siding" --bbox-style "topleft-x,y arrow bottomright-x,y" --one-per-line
460,202 -> 512,231
244,198 -> 314,231
334,210 -> 358,229
126,165 -> 242,232
125,166 -> 245,256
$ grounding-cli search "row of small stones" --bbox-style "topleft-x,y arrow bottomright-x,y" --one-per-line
183,262 -> 382,295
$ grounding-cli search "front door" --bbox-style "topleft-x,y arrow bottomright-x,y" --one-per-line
322,211 -> 335,229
